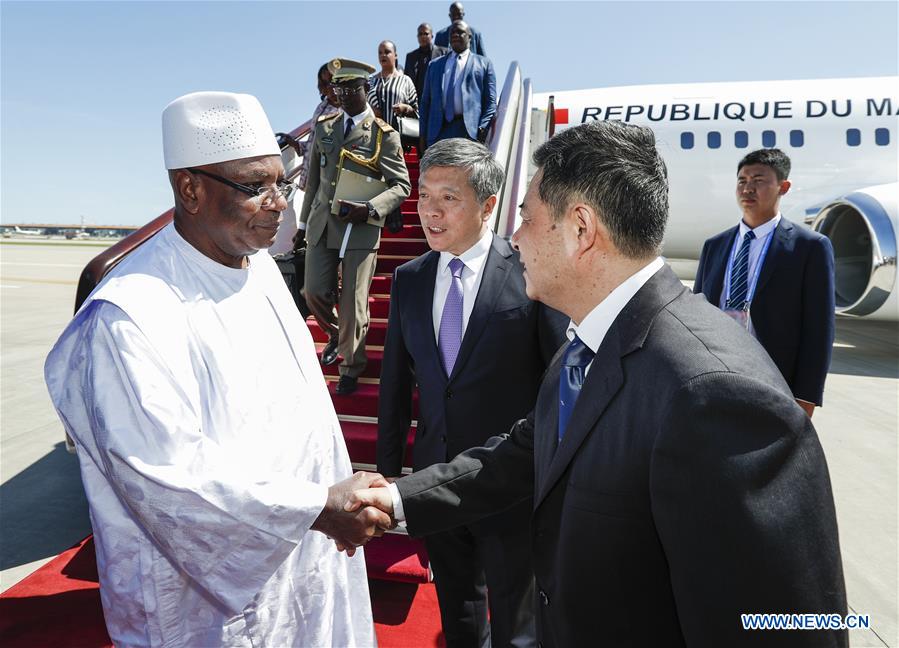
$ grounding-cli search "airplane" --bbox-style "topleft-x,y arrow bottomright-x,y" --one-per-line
4,71 -> 896,646
530,76 -> 897,321
13,225 -> 46,237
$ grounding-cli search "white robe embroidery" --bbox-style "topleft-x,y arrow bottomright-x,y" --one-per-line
45,223 -> 375,648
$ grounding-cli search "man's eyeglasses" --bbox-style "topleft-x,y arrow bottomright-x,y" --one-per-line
188,168 -> 296,205
331,84 -> 366,97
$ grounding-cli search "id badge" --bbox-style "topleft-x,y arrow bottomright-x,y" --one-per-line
723,307 -> 751,331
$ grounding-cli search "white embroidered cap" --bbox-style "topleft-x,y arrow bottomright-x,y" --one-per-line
162,91 -> 280,169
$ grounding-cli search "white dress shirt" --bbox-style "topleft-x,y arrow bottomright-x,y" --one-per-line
343,104 -> 373,135
718,213 -> 781,310
389,255 -> 666,519
571,257 -> 665,375
431,228 -> 493,341
442,48 -> 470,117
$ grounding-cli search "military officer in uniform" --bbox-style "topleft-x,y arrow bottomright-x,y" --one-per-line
299,58 -> 411,395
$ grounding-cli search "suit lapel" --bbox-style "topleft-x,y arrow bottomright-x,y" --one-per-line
709,226 -> 739,305
460,50 -> 474,91
535,341 -> 625,508
534,349 -> 564,499
414,252 -> 441,373
534,266 -> 687,509
753,218 -> 793,298
437,55 -> 451,107
448,236 -> 512,381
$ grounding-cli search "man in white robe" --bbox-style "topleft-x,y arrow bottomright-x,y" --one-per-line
45,91 -> 389,647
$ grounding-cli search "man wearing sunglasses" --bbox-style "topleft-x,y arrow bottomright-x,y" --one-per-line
44,91 -> 391,647
299,58 -> 411,395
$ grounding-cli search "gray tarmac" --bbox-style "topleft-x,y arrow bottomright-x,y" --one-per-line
1,241 -> 897,646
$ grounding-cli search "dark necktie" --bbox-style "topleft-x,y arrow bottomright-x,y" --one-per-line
728,230 -> 756,308
438,258 -> 465,376
444,56 -> 458,122
558,334 -> 595,442
343,118 -> 353,138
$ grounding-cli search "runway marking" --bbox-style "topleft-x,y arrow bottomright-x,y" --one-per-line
1,284 -> 22,289
0,276 -> 77,286
0,262 -> 83,268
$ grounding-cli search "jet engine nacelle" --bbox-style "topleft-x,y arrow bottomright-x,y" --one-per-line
813,183 -> 898,320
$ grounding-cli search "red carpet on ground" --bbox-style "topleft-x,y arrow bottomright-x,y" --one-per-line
0,536 -> 444,647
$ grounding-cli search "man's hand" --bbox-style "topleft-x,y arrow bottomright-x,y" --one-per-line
337,200 -> 369,225
291,228 -> 306,250
344,486 -> 395,519
311,472 -> 395,556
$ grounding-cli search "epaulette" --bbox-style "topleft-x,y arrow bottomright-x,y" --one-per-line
318,112 -> 341,123
373,117 -> 395,133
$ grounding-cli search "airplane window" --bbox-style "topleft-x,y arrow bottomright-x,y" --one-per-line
846,129 -> 861,146
790,130 -> 804,147
875,128 -> 890,146
707,132 -> 721,149
681,132 -> 694,149
762,130 -> 776,147
734,131 -> 748,148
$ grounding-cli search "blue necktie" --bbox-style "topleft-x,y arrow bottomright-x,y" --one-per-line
438,258 -> 465,375
343,117 -> 353,138
443,56 -> 458,122
728,230 -> 756,308
558,334 -> 595,442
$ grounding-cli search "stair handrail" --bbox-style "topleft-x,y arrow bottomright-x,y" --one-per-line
487,61 -> 523,234
500,78 -> 533,239
73,118 -> 315,313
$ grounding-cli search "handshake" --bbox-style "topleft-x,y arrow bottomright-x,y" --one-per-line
310,471 -> 398,556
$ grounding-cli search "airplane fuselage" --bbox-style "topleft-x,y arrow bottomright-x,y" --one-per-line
536,77 -> 897,257
533,77 -> 898,318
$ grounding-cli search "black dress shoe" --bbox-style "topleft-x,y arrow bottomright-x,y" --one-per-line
335,375 -> 358,395
320,336 -> 339,366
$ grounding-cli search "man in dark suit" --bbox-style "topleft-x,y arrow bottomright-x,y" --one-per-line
694,148 -> 835,417
349,122 -> 847,647
377,138 -> 566,647
420,20 -> 496,150
403,23 -> 448,100
435,2 -> 486,56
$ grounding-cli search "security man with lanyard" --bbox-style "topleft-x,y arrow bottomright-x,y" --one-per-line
694,148 -> 835,417
299,58 -> 411,395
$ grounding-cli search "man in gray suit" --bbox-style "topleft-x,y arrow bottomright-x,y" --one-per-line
348,121 -> 847,647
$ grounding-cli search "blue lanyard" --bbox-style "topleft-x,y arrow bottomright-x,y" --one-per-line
723,227 -> 775,307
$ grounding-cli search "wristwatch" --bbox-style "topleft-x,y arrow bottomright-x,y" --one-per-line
366,202 -> 379,221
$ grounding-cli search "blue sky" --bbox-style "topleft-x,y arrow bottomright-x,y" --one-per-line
2,0 -> 896,226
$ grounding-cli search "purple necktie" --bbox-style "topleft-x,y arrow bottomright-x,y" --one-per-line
438,258 -> 465,376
